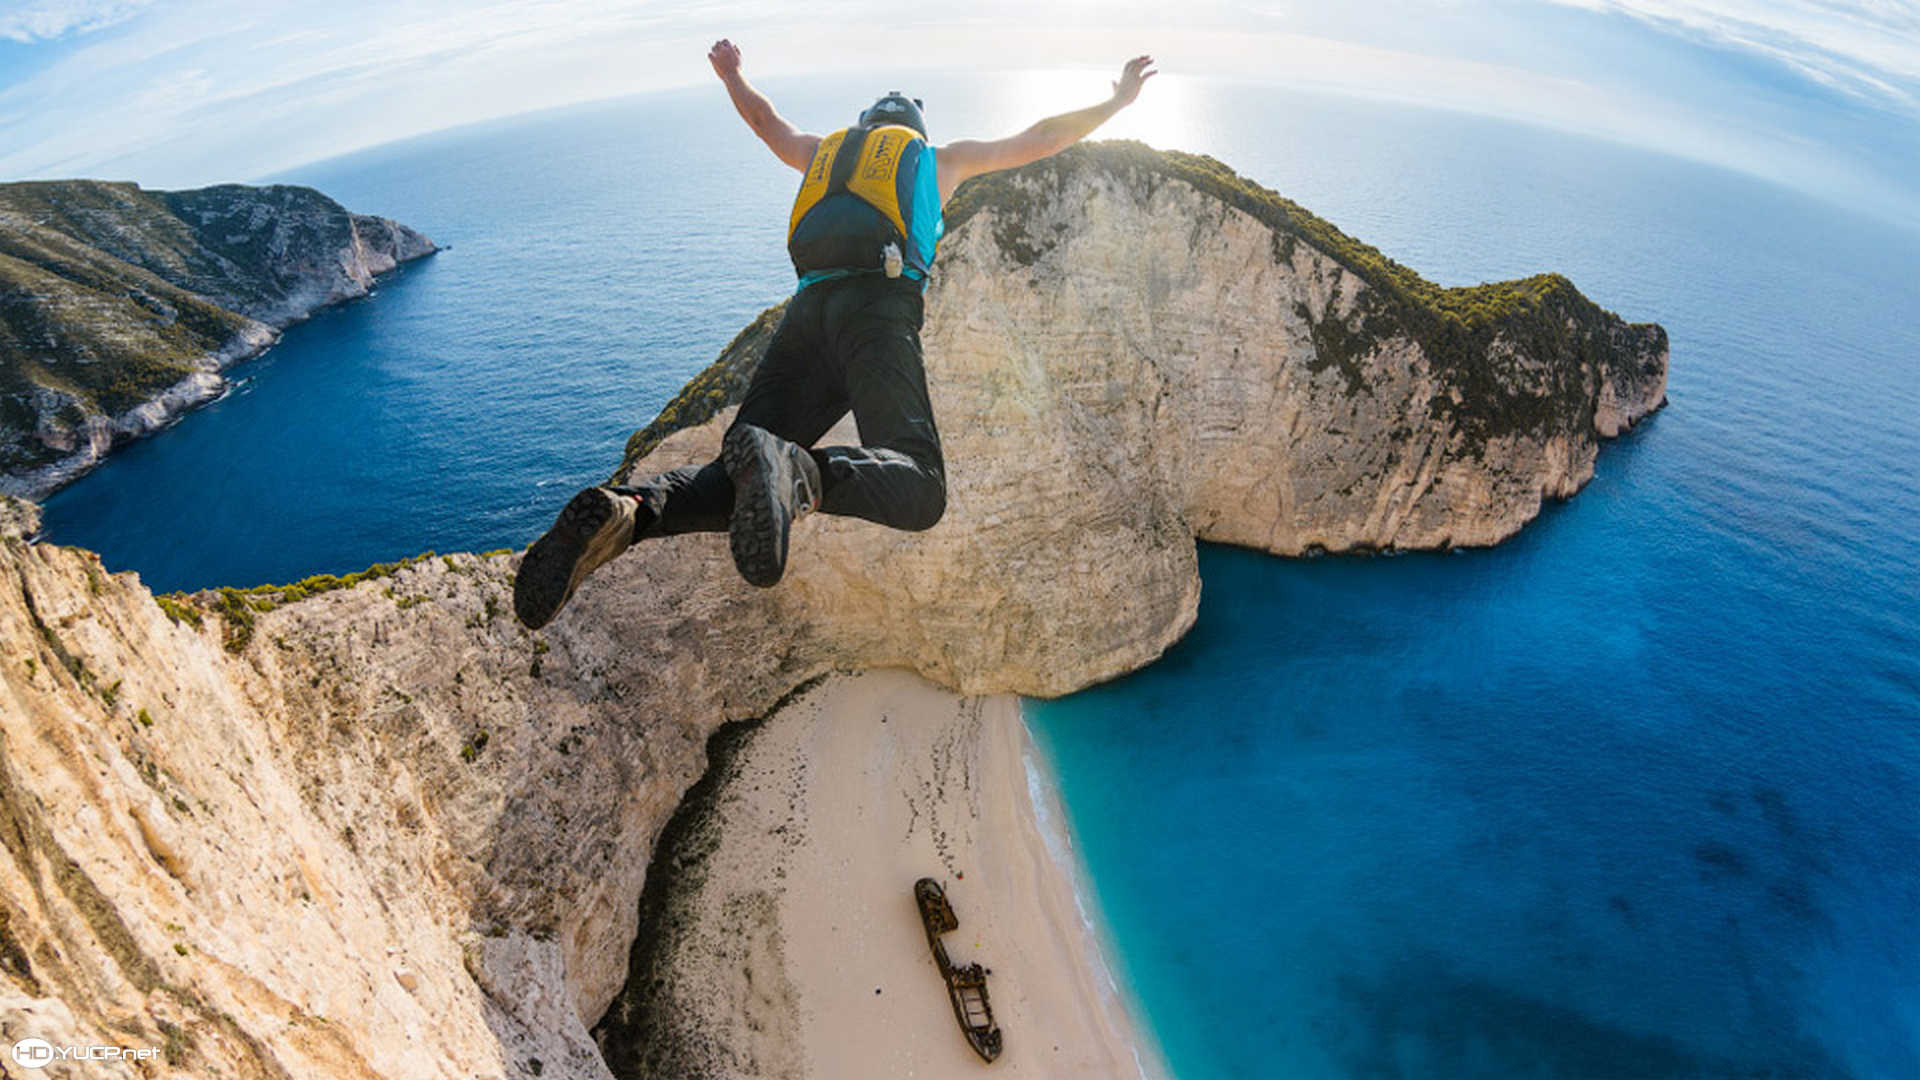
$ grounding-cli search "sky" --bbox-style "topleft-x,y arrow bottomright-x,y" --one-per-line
0,0 -> 1916,227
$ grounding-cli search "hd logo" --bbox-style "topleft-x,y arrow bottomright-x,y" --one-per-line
11,1039 -> 53,1069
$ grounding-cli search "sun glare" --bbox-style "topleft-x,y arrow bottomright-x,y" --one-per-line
985,68 -> 1199,154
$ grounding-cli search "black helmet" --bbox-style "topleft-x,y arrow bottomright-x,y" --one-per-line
858,91 -> 925,137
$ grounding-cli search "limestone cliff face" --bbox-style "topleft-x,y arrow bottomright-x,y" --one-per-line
0,144 -> 1663,1078
0,181 -> 437,496
0,540 -> 815,1079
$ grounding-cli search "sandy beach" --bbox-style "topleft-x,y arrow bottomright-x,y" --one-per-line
599,668 -> 1165,1079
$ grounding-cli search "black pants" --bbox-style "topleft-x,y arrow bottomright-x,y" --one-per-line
630,273 -> 946,538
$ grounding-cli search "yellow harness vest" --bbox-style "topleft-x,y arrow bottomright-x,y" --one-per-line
787,124 -> 941,284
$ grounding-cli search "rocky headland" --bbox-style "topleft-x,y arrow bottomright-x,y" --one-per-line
0,180 -> 437,497
0,143 -> 1663,1078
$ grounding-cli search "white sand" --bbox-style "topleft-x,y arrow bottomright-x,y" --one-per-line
649,668 -> 1164,1078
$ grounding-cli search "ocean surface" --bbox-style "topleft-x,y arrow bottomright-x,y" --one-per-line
40,74 -> 1920,1078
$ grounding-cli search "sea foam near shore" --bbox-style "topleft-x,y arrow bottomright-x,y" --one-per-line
1018,713 -> 1169,1080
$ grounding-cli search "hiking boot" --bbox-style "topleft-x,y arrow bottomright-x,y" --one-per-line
513,486 -> 641,629
722,424 -> 821,587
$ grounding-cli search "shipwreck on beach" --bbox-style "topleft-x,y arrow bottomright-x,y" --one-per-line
915,877 -> 1004,1063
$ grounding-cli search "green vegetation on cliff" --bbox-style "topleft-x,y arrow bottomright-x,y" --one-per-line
158,551 -> 441,653
946,142 -> 1668,443
613,303 -> 787,480
945,141 -> 1585,336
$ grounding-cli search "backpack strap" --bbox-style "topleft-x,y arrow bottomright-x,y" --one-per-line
826,126 -> 871,197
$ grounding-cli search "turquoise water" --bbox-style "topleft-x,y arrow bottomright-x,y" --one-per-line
39,76 -> 1920,1077
1029,94 -> 1920,1078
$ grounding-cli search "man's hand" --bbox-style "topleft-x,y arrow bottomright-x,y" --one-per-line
937,54 -> 1161,203
709,38 -> 743,81
1112,54 -> 1156,107
710,38 -> 818,172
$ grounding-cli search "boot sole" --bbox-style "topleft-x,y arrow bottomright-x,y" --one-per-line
514,488 -> 626,629
723,426 -> 791,588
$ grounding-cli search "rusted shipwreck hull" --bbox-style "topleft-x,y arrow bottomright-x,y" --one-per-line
914,877 -> 1004,1063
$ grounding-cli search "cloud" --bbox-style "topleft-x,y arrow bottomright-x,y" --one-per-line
0,0 -> 742,184
0,0 -> 154,42
1544,0 -> 1920,113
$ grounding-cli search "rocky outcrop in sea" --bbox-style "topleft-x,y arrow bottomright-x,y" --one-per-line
0,144 -> 1663,1078
0,180 -> 437,497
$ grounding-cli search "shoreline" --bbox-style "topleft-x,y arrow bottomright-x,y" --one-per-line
595,668 -> 1167,1078
1,247 -> 438,502
1014,709 -> 1171,1080
0,339 -> 264,500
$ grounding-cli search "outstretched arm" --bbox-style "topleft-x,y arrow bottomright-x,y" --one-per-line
709,39 -> 819,173
936,56 -> 1156,205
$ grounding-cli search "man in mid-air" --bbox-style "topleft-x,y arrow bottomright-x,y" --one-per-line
515,40 -> 1156,630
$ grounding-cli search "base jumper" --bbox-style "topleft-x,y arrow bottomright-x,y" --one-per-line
514,41 -> 1156,630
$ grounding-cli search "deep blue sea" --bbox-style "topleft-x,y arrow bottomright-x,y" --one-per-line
41,73 -> 1920,1078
